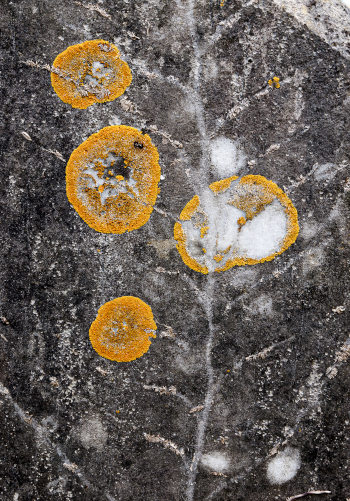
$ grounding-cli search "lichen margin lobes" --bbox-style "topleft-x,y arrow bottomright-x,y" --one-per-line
174,222 -> 209,274
240,175 -> 300,254
89,296 -> 157,362
51,39 -> 132,109
215,175 -> 299,272
209,175 -> 238,195
179,195 -> 200,221
66,125 -> 161,234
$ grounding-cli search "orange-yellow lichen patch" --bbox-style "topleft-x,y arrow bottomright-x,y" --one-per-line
174,175 -> 299,274
89,296 -> 157,362
179,195 -> 200,221
213,254 -> 223,262
51,40 -> 132,109
209,175 -> 238,195
174,222 -> 209,274
268,76 -> 280,89
237,216 -> 246,230
200,226 -> 209,238
212,244 -> 232,263
228,175 -> 276,220
66,125 -> 161,234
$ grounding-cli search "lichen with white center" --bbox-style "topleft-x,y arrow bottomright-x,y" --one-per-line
174,175 -> 299,274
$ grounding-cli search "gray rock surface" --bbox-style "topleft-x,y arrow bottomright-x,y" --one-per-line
1,0 -> 350,500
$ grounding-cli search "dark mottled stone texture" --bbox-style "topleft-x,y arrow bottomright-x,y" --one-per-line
1,0 -> 350,499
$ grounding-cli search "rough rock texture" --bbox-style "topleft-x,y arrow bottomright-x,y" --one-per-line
1,0 -> 350,500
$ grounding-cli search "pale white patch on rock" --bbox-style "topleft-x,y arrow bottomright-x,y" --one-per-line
296,362 -> 323,414
42,415 -> 58,433
299,221 -> 319,240
294,88 -> 305,121
313,163 -> 337,182
203,56 -> 218,82
230,267 -> 258,287
174,350 -> 204,375
267,447 -> 301,484
142,272 -> 166,303
252,294 -> 273,317
108,115 -> 122,126
148,238 -> 177,258
210,137 -> 246,178
303,247 -> 324,273
201,451 -> 231,473
78,415 -> 108,451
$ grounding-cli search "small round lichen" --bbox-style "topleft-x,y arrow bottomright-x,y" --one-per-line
66,125 -> 161,234
268,76 -> 280,89
174,174 -> 299,274
89,296 -> 157,362
51,40 -> 132,109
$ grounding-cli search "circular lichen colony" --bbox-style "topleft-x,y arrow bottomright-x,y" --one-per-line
51,40 -> 132,109
66,125 -> 161,234
89,296 -> 157,362
174,175 -> 299,274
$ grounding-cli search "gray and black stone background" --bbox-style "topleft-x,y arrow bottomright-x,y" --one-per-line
1,0 -> 350,499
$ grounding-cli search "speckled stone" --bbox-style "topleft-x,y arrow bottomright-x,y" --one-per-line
1,0 -> 350,500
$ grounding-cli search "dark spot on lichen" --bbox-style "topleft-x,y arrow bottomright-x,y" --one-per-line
134,141 -> 143,149
107,155 -> 130,180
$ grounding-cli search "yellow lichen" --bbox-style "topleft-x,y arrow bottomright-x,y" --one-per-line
174,222 -> 209,274
217,175 -> 299,272
51,40 -> 132,109
66,125 -> 161,234
209,175 -> 238,195
200,226 -> 209,238
179,195 -> 200,221
174,175 -> 299,274
268,76 -> 280,89
237,216 -> 246,230
228,175 -> 276,220
212,245 -> 232,263
89,296 -> 157,362
213,254 -> 223,262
